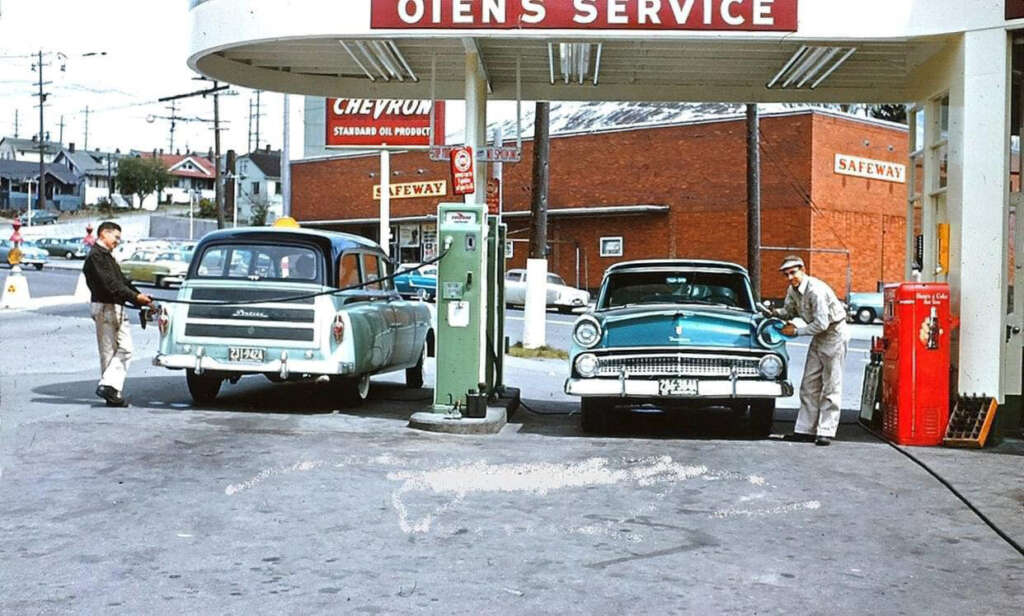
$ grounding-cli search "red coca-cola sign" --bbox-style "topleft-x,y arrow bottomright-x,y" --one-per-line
326,98 -> 445,148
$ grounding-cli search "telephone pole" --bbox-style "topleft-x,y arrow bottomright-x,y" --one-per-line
746,103 -> 762,301
158,80 -> 230,228
34,50 -> 49,214
83,105 -> 89,150
58,115 -> 65,146
255,90 -> 261,150
167,101 -> 177,152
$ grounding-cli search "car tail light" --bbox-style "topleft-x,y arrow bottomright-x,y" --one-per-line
332,313 -> 345,344
157,306 -> 170,336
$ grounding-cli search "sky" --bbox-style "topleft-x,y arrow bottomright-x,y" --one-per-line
0,0 -> 305,157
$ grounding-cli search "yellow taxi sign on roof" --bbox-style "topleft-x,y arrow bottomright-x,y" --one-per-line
273,216 -> 300,228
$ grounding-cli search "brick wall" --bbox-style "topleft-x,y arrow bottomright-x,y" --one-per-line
292,111 -> 908,299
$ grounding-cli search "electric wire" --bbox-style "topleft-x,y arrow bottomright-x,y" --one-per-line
858,422 -> 1024,559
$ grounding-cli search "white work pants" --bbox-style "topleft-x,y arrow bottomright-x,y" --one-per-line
91,303 -> 133,393
795,326 -> 848,438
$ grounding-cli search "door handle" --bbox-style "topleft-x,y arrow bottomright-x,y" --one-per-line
1006,325 -> 1021,343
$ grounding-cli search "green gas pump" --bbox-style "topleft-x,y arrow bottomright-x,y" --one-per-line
433,203 -> 488,412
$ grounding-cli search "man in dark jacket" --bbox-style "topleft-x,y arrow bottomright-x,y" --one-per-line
83,221 -> 152,406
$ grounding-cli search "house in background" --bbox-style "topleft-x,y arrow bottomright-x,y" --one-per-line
53,143 -> 125,206
233,146 -> 282,224
134,150 -> 216,206
0,159 -> 83,211
0,136 -> 63,162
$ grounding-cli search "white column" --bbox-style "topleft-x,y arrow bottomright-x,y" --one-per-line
282,93 -> 291,219
464,46 -> 489,385
950,29 -> 1011,399
380,150 -> 390,253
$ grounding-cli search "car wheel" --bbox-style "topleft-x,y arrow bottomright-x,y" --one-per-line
186,369 -> 221,404
415,288 -> 429,301
406,343 -> 426,388
154,275 -> 165,288
856,307 -> 875,324
749,400 -> 775,437
33,263 -> 43,271
332,373 -> 370,406
580,397 -> 614,434
64,251 -> 74,259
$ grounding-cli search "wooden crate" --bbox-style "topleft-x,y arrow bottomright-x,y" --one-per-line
943,396 -> 998,448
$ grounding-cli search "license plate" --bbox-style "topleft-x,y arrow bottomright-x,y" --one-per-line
228,347 -> 264,363
658,378 -> 698,396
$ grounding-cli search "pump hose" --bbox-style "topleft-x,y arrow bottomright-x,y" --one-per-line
137,248 -> 450,308
858,422 -> 1024,558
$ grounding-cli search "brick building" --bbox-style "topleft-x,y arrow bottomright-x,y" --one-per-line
292,109 -> 908,300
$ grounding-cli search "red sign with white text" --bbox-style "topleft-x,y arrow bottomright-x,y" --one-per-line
486,178 -> 501,214
450,146 -> 476,195
371,0 -> 797,31
326,98 -> 445,148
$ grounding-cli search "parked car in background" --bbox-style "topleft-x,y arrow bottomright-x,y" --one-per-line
18,210 -> 59,225
393,263 -> 437,300
504,269 -> 591,313
154,227 -> 433,405
847,291 -> 884,324
119,250 -> 191,287
564,260 -> 792,435
36,237 -> 88,259
0,239 -> 49,269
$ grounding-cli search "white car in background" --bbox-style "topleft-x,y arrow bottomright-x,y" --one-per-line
504,269 -> 591,313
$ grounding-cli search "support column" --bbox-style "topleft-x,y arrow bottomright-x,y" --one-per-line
464,46 -> 489,387
949,29 -> 1011,399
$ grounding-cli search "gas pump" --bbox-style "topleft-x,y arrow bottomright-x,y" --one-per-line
433,203 -> 488,414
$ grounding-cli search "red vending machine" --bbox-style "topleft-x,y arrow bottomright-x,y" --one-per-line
881,283 -> 953,446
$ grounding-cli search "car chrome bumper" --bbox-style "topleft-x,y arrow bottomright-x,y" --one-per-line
155,352 -> 354,377
564,377 -> 793,398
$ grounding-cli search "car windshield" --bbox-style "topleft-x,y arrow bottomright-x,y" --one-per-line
547,273 -> 566,286
194,243 -> 322,283
157,252 -> 185,262
600,270 -> 752,310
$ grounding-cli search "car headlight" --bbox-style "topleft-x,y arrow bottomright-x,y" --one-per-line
575,353 -> 599,377
573,316 -> 602,348
758,354 -> 784,379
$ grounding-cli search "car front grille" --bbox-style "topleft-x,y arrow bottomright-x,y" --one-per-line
595,354 -> 761,378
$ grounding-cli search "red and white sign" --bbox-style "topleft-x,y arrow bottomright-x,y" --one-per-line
371,0 -> 797,31
326,98 -> 445,148
450,146 -> 476,195
834,154 -> 906,184
486,178 -> 501,214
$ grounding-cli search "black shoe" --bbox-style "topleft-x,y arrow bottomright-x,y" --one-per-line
782,433 -> 815,443
105,394 -> 129,407
96,385 -> 120,404
815,436 -> 833,446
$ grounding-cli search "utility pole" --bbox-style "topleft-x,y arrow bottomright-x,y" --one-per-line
746,103 -> 762,302
226,149 -> 236,227
247,98 -> 254,153
83,105 -> 89,150
168,101 -> 177,152
58,114 -> 65,146
106,153 -> 113,202
524,101 -> 551,349
157,80 -> 230,228
14,109 -> 18,138
35,50 -> 48,215
255,90 -> 261,150
213,85 -> 224,228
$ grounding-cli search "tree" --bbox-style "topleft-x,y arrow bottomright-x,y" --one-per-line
868,104 -> 908,124
116,157 -> 170,209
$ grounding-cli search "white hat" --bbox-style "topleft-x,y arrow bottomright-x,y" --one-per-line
778,255 -> 805,271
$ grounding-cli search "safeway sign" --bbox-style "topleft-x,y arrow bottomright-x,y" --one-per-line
834,154 -> 906,184
326,98 -> 445,148
371,0 -> 797,31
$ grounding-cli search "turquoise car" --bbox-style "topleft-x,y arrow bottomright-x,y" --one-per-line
393,263 -> 437,300
846,291 -> 883,324
565,260 -> 792,435
154,227 -> 433,405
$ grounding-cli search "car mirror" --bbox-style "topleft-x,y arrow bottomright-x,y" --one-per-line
758,300 -> 773,316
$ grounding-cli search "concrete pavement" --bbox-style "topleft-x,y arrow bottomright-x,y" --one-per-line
0,301 -> 1021,614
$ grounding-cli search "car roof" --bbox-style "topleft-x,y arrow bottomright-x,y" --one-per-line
605,259 -> 750,275
194,226 -> 386,264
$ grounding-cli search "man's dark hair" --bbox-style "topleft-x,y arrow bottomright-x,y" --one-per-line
97,221 -> 122,235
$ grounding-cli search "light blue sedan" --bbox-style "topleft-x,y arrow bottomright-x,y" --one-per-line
0,239 -> 49,270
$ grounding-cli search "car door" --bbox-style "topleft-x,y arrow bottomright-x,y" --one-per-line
120,252 -> 143,281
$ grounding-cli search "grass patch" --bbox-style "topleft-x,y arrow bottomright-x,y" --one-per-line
507,343 -> 568,360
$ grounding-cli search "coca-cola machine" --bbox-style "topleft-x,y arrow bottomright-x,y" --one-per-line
881,283 -> 953,446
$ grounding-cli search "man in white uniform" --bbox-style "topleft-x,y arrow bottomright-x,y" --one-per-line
773,256 -> 848,446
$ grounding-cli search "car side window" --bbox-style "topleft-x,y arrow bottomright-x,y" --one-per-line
338,253 -> 360,289
506,271 -> 521,282
197,248 -> 225,276
362,254 -> 382,291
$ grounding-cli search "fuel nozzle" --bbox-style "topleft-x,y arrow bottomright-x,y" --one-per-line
138,304 -> 155,330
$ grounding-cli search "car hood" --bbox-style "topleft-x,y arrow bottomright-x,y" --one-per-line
593,304 -> 762,350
